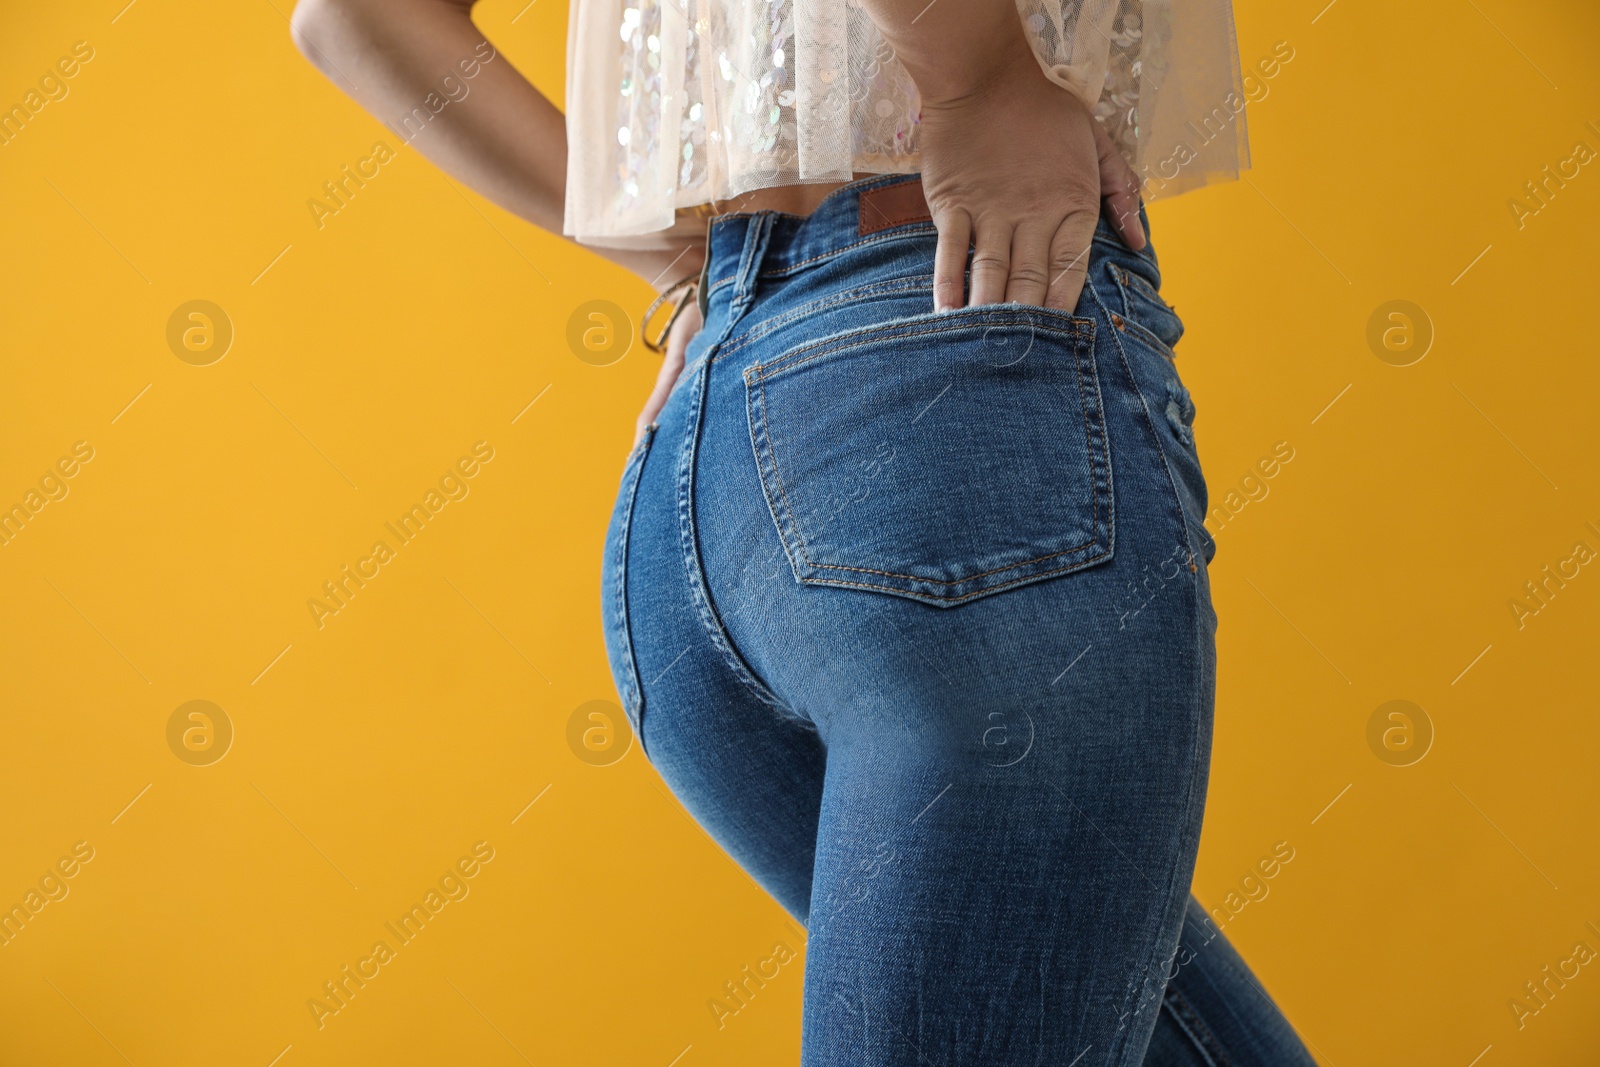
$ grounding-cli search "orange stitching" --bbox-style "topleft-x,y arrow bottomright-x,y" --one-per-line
1118,316 -> 1179,363
1110,264 -> 1179,362
1112,262 -> 1171,311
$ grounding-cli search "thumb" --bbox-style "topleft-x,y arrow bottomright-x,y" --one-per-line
1094,120 -> 1146,251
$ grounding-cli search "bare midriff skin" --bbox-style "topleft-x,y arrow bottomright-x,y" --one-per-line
291,0 -> 1144,442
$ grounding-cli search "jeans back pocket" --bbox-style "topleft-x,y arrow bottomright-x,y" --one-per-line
743,306 -> 1114,607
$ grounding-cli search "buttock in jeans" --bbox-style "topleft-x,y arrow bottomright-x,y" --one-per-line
597,174 -> 1313,1067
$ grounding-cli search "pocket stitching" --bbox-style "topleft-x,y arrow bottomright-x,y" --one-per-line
717,274 -> 940,364
749,316 -> 1113,592
1110,261 -> 1168,308
1118,314 -> 1179,364
747,309 -> 1093,383
786,547 -> 1115,603
760,362 -> 1104,583
1110,264 -> 1180,362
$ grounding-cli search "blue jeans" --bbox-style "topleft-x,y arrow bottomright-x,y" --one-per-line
601,174 -> 1316,1066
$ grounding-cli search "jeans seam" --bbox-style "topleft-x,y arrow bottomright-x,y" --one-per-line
713,274 -> 942,363
749,224 -> 937,277
1162,985 -> 1232,1067
746,310 -> 1092,380
703,174 -> 931,288
675,356 -> 794,718
1087,264 -> 1198,577
1109,264 -> 1181,364
1097,261 -> 1214,567
1110,261 -> 1168,309
1116,314 -> 1180,366
760,555 -> 1114,602
612,425 -> 656,751
1088,261 -> 1210,1066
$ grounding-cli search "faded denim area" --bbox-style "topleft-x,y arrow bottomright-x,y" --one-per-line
599,175 -> 1312,1067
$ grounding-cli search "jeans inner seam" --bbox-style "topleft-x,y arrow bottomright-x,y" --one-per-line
1163,984 -> 1233,1067
675,351 -> 794,719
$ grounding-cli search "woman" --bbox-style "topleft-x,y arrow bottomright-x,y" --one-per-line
291,0 -> 1317,1062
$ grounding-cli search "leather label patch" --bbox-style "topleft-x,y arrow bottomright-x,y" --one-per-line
858,179 -> 932,236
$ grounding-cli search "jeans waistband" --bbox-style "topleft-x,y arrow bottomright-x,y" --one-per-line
699,172 -> 1158,315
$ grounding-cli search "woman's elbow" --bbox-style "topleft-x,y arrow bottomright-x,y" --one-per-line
290,0 -> 480,73
288,0 -> 341,74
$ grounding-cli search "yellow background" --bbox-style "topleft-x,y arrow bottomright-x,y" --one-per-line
2,0 -> 1598,1064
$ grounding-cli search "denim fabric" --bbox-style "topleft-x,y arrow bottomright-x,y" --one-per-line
599,174 -> 1314,1067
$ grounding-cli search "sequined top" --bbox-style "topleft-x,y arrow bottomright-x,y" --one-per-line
564,0 -> 1251,247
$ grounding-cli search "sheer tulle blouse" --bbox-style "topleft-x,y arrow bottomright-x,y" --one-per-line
563,0 -> 1251,247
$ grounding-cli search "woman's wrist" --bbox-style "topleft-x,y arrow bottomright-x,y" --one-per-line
638,247 -> 706,296
922,32 -> 1050,114
863,0 -> 1039,109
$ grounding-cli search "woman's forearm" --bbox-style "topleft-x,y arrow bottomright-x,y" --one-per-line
854,0 -> 1037,105
291,0 -> 564,231
289,0 -> 701,289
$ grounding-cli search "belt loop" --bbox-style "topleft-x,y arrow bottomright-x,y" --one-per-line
729,212 -> 774,323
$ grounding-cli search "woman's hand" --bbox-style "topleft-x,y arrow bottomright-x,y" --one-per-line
633,298 -> 702,447
854,0 -> 1145,313
918,56 -> 1146,314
